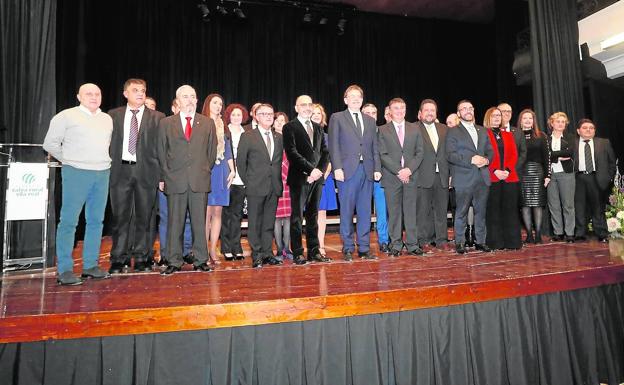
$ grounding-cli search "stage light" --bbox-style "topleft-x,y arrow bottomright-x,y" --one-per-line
234,2 -> 246,19
217,1 -> 228,15
319,16 -> 328,25
337,17 -> 347,35
303,8 -> 313,23
197,1 -> 210,21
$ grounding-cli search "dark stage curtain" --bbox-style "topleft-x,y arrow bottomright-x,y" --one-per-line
55,0 -> 515,124
588,80 -> 624,170
528,0 -> 585,130
2,284 -> 623,385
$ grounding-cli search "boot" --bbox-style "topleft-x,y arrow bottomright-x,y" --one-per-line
465,225 -> 475,247
524,230 -> 534,244
534,230 -> 542,244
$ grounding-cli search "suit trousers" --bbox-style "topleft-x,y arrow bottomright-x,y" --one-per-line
221,184 -> 245,255
373,182 -> 389,245
289,180 -> 323,257
547,172 -> 575,237
384,178 -> 418,252
417,175 -> 449,246
110,163 -> 158,263
486,181 -> 522,249
454,181 -> 489,245
246,193 -> 279,261
158,190 -> 192,259
574,173 -> 609,238
167,189 -> 208,267
336,163 -> 373,252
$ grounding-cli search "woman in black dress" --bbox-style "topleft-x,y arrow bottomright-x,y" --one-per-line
517,109 -> 550,243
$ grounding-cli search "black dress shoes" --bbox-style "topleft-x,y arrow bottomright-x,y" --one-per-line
235,253 -> 245,260
343,250 -> 353,261
565,235 -> 575,243
475,243 -> 492,252
109,262 -> 126,274
183,254 -> 195,264
379,243 -> 390,253
598,237 -> 609,243
308,253 -> 332,263
134,261 -> 152,273
389,249 -> 401,257
358,251 -> 377,260
456,243 -> 466,254
161,265 -> 181,275
293,255 -> 307,265
193,262 -> 212,272
264,256 -> 283,265
551,234 -> 563,242
252,259 -> 263,268
407,246 -> 424,256
224,253 -> 235,261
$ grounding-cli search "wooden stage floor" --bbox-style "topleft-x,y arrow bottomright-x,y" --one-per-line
2,234 -> 624,344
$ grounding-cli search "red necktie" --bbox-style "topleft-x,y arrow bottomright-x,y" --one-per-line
184,116 -> 192,141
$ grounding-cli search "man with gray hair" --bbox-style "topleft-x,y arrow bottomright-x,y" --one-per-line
158,85 -> 217,274
43,83 -> 113,285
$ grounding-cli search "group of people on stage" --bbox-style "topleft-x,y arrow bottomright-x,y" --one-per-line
43,80 -> 617,285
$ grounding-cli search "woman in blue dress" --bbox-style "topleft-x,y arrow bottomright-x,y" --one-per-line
312,103 -> 337,257
202,94 -> 235,264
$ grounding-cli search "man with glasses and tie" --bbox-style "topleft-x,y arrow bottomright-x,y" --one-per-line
108,79 -> 164,274
157,85 -> 217,274
282,95 -> 330,265
378,98 -> 424,256
573,119 -> 616,242
328,85 -> 381,261
237,103 -> 284,268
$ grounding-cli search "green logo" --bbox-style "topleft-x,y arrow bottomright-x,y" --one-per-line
22,173 -> 35,184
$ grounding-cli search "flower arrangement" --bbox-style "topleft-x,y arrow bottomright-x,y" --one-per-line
606,167 -> 624,239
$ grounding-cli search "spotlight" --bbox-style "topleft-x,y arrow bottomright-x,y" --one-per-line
233,2 -> 246,19
319,16 -> 328,25
217,1 -> 228,15
303,8 -> 312,23
197,1 -> 210,21
337,17 -> 347,35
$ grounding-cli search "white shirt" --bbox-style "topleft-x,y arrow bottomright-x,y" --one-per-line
550,134 -> 564,173
179,112 -> 195,134
424,122 -> 440,172
229,124 -> 244,186
259,126 -> 274,159
297,115 -> 314,144
122,105 -> 145,161
577,137 -> 595,172
462,121 -> 478,148
348,109 -> 364,136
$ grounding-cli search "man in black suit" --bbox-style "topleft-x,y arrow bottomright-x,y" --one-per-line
378,98 -> 424,256
446,100 -> 494,254
415,99 -> 451,252
108,79 -> 164,274
237,103 -> 284,268
282,95 -> 330,265
158,84 -> 217,274
573,119 -> 616,242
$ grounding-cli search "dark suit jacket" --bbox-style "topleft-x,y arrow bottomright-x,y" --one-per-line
547,133 -> 575,174
328,109 -> 381,180
415,121 -> 450,188
237,128 -> 283,197
446,122 -> 494,188
157,113 -> 217,194
282,118 -> 330,187
573,136 -> 616,190
378,121 -> 423,188
108,106 -> 165,187
508,125 -> 527,176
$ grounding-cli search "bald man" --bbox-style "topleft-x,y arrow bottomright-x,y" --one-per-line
43,83 -> 113,285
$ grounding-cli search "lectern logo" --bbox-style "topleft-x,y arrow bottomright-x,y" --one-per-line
22,173 -> 35,184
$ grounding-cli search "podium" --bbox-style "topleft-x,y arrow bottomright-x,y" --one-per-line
0,143 -> 58,273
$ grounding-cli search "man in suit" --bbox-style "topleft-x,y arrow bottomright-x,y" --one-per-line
446,100 -> 494,254
328,85 -> 381,261
158,85 -> 217,274
498,102 -> 527,176
378,98 -> 424,256
107,79 -> 164,274
243,102 -> 261,131
362,103 -> 390,254
283,95 -> 330,265
573,119 -> 616,242
237,103 -> 284,268
415,99 -> 451,252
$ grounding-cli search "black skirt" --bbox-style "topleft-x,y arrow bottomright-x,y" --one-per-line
521,161 -> 546,207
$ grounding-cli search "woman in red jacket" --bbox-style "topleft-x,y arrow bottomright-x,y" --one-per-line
483,107 -> 522,250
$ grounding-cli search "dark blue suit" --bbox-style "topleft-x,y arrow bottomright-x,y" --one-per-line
446,122 -> 493,245
328,109 -> 380,252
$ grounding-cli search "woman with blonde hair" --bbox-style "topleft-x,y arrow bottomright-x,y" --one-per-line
202,93 -> 235,264
546,111 -> 575,242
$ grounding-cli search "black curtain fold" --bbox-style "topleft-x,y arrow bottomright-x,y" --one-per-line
1,284 -> 623,385
528,0 -> 585,130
